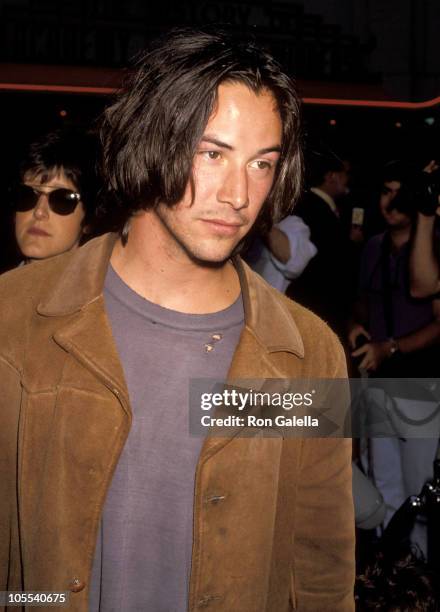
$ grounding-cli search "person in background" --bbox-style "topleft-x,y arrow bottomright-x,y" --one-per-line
287,148 -> 352,338
10,128 -> 100,263
409,160 -> 440,298
349,162 -> 440,376
247,213 -> 317,292
348,161 -> 440,553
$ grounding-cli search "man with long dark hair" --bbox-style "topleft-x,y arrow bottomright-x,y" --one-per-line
0,29 -> 354,611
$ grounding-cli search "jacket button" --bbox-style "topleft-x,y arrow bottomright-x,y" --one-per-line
205,494 -> 226,505
69,577 -> 86,592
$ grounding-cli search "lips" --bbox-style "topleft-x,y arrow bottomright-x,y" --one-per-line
27,226 -> 51,237
204,216 -> 243,224
201,218 -> 244,236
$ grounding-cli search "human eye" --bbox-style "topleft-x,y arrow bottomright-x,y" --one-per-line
249,159 -> 275,173
198,150 -> 222,161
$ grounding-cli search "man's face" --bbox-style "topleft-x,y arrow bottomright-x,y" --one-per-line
379,180 -> 411,228
15,170 -> 86,260
152,82 -> 283,264
326,166 -> 349,199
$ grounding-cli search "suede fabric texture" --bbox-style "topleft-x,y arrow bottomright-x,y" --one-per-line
0,233 -> 355,611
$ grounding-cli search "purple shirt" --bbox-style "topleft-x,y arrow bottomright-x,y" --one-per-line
359,233 -> 435,341
89,265 -> 244,612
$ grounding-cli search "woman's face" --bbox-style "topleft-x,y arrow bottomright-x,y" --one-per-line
15,170 -> 86,261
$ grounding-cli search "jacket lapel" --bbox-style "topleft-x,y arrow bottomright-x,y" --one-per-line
37,233 -> 130,410
199,258 -> 306,459
52,300 -> 130,411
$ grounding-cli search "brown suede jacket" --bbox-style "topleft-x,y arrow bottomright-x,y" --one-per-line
0,233 -> 355,611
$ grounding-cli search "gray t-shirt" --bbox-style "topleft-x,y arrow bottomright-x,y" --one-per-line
89,265 -> 244,612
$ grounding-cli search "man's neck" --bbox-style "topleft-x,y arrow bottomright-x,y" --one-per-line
110,213 -> 241,314
389,225 -> 411,251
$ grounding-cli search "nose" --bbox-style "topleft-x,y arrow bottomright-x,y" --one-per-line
33,193 -> 50,220
217,164 -> 249,210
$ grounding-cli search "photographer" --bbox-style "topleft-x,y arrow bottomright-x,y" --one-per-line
349,162 -> 440,376
409,161 -> 440,298
348,162 -> 440,552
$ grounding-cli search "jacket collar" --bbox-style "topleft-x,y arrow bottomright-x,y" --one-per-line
234,257 -> 304,358
38,232 -> 304,359
37,233 -> 117,317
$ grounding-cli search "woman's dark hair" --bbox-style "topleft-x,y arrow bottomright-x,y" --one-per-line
19,128 -> 100,230
100,27 -> 303,233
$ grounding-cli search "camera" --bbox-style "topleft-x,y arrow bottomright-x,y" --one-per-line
390,165 -> 440,216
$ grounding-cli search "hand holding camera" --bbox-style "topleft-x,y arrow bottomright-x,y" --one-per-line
415,160 -> 440,216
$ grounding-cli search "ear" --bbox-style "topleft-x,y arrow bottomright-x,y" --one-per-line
80,221 -> 92,236
324,171 -> 336,184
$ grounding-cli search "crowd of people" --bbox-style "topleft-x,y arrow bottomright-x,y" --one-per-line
1,27 -> 439,611
246,148 -> 440,605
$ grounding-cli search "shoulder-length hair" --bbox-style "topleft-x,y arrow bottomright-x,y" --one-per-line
100,28 -> 303,232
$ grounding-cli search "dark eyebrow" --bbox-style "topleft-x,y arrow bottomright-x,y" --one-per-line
257,145 -> 282,155
200,136 -> 281,155
200,136 -> 233,150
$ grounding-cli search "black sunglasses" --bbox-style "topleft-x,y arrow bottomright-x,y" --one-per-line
11,184 -> 82,216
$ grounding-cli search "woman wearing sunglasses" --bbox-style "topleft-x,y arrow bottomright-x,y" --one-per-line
12,128 -> 99,262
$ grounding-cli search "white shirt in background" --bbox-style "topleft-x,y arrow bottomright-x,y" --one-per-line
252,215 -> 317,293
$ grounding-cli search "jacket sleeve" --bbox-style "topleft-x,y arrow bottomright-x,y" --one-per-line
291,349 -> 355,611
0,356 -> 23,603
